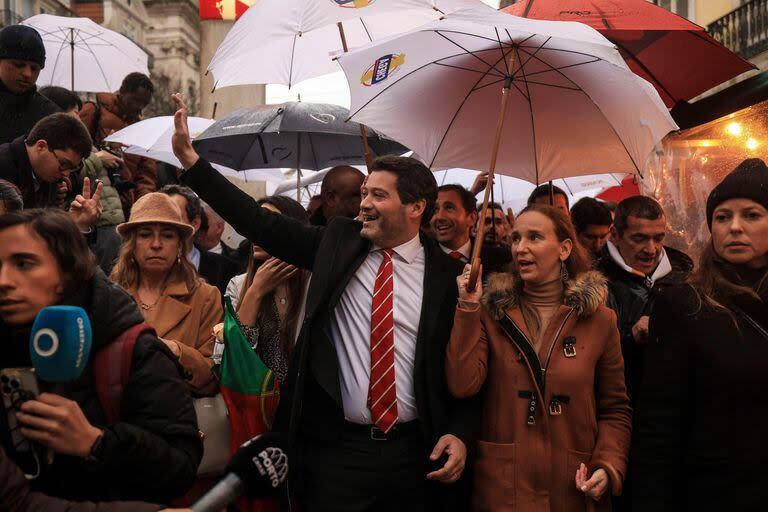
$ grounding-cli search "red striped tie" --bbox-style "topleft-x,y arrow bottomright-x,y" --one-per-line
368,248 -> 398,433
449,251 -> 463,260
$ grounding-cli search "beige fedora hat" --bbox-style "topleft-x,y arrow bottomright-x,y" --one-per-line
116,192 -> 195,239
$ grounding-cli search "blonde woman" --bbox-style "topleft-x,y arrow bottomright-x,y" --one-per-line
111,192 -> 222,396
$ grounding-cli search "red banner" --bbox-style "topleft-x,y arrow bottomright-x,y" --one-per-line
199,0 -> 254,20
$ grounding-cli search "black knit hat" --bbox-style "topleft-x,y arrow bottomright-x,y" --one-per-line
0,25 -> 45,68
706,158 -> 768,230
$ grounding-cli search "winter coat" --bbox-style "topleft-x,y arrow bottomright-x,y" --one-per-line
0,81 -> 60,144
0,135 -> 59,208
632,272 -> 768,511
127,278 -> 223,396
77,149 -> 125,226
0,270 -> 202,504
446,271 -> 632,512
0,446 -> 161,512
79,93 -> 157,210
596,245 -> 693,403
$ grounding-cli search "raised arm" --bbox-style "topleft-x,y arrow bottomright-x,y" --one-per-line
171,93 -> 322,270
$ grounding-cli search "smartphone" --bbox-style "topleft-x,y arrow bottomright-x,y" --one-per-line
1,367 -> 39,455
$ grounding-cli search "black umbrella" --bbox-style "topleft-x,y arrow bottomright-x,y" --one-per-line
192,102 -> 408,173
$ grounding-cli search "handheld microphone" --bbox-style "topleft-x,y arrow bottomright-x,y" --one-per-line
191,432 -> 289,512
29,306 -> 93,382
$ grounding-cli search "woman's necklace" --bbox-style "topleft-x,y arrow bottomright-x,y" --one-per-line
139,295 -> 161,310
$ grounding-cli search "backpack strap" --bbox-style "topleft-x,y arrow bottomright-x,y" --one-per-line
93,323 -> 156,424
84,100 -> 102,143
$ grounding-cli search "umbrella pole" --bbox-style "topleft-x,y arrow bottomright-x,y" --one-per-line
69,28 -> 75,91
467,73 -> 514,291
549,180 -> 554,206
338,21 -> 373,172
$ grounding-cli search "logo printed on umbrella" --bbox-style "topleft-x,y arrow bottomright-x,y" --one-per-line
361,53 -> 406,87
310,113 -> 336,124
332,0 -> 376,8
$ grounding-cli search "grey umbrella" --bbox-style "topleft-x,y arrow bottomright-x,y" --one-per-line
192,102 -> 408,173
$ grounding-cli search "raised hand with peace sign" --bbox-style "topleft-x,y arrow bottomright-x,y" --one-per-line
69,176 -> 104,233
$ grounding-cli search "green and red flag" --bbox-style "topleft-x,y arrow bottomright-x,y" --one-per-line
219,298 -> 280,453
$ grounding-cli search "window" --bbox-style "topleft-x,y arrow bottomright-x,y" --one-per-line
656,0 -> 694,20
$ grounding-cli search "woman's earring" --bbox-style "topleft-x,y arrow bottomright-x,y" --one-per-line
560,260 -> 569,283
177,252 -> 182,265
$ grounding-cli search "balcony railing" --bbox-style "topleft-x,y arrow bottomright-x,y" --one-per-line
708,0 -> 768,60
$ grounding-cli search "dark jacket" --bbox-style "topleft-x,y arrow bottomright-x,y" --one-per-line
0,135 -> 58,208
181,158 -> 478,509
0,270 -> 202,504
0,446 -> 161,512
596,245 -> 693,402
0,82 -> 60,145
199,248 -> 242,297
632,272 -> 768,511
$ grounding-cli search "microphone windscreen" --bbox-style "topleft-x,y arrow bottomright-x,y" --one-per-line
227,432 -> 289,499
30,306 -> 93,382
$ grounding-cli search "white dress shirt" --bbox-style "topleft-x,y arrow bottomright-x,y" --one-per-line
209,242 -> 223,255
439,239 -> 471,263
330,234 -> 424,424
188,246 -> 201,270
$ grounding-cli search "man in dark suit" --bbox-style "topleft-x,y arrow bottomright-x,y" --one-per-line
160,184 -> 240,295
171,94 -> 475,512
430,184 -> 477,264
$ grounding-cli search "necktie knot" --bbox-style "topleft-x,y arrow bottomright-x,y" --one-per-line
449,250 -> 463,260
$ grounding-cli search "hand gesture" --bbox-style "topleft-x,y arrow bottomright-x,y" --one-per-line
470,171 -> 494,195
575,464 -> 609,501
456,263 -> 482,303
69,177 -> 103,232
248,257 -> 298,298
16,393 -> 103,458
426,434 -> 466,484
171,93 -> 200,170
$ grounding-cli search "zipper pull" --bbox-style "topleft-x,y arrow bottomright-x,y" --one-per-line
518,390 -> 537,425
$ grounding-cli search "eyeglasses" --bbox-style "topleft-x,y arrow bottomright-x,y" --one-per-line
47,147 -> 84,173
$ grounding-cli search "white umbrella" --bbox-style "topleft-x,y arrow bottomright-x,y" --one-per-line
336,6 -> 677,286
337,7 -> 677,183
105,117 -> 285,183
22,14 -> 149,92
207,0 -> 482,89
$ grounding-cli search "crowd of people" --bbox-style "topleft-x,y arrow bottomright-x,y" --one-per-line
0,21 -> 766,512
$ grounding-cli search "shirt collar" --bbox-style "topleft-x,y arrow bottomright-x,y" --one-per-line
440,240 -> 471,259
372,234 -> 422,264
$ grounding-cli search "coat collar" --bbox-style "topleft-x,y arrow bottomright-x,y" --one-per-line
482,270 -> 608,320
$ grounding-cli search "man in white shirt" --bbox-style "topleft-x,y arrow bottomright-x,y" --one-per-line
430,184 -> 476,264
171,93 -> 475,512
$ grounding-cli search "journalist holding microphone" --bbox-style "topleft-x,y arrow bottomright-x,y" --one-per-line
0,208 -> 202,504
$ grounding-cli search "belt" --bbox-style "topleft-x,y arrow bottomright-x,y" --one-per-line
343,419 -> 422,441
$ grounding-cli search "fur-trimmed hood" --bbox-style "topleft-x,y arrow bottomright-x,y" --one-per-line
481,270 -> 608,320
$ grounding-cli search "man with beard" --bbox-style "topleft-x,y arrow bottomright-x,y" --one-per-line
170,93 -> 475,512
430,185 -> 477,263
0,25 -> 60,144
596,195 -> 693,404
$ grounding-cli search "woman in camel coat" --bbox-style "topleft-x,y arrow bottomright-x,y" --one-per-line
111,192 -> 222,396
447,205 -> 631,511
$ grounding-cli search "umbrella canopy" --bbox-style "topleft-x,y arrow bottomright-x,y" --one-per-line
207,0 -> 482,88
503,0 -> 755,108
22,14 -> 149,92
336,7 -> 678,184
105,117 -> 285,183
596,174 -> 640,203
193,102 -> 408,172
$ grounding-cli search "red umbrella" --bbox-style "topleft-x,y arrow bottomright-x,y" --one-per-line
503,0 -> 755,107
596,175 -> 640,203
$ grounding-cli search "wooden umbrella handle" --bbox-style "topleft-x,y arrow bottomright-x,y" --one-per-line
467,73 -> 515,292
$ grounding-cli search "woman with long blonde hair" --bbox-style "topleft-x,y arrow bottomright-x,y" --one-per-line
111,192 -> 222,396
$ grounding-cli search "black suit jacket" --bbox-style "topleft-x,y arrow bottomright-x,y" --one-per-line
198,248 -> 241,297
182,158 -> 477,451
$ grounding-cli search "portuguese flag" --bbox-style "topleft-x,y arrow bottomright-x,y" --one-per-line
220,298 -> 280,453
